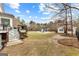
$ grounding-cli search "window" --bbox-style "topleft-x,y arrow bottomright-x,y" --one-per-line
1,18 -> 10,27
59,29 -> 63,31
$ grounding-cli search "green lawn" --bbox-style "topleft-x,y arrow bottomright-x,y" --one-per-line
27,31 -> 56,40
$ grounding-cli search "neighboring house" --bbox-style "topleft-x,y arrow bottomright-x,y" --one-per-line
13,17 -> 22,28
57,26 -> 64,33
52,20 -> 64,31
57,26 -> 77,35
0,4 -> 22,49
53,19 -> 77,32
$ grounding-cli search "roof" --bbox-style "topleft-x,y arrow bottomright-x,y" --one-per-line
0,12 -> 15,18
13,18 -> 22,28
58,25 -> 77,29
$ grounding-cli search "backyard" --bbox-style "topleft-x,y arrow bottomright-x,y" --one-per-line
1,31 -> 79,56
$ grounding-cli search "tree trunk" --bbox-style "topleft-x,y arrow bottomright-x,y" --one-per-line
70,6 -> 73,36
64,5 -> 68,35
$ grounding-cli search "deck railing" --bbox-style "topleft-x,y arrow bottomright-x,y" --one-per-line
0,24 -> 10,32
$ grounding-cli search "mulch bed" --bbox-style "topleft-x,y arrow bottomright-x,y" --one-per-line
59,33 -> 76,37
58,37 -> 79,48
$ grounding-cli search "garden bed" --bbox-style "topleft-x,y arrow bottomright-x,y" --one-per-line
58,37 -> 79,48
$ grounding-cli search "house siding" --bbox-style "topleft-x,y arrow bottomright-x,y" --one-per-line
58,26 -> 77,35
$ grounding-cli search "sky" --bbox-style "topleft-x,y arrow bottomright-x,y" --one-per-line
3,3 -> 54,23
3,3 -> 79,23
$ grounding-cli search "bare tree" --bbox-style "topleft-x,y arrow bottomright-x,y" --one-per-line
44,3 -> 79,36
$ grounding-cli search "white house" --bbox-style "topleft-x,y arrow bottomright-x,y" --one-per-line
57,26 -> 77,35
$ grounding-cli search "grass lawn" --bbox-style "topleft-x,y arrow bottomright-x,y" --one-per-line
1,31 -> 56,56
27,31 -> 56,40
1,31 -> 79,56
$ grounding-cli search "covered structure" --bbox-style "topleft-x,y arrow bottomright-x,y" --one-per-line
0,4 -> 23,49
